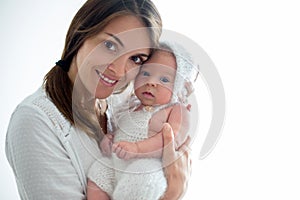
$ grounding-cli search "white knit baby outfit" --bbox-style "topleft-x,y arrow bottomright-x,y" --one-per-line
88,105 -> 168,200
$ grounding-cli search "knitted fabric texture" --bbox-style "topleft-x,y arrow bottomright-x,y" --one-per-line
88,108 -> 167,200
160,41 -> 198,103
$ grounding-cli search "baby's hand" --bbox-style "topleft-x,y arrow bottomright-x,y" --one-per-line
100,134 -> 113,157
112,141 -> 139,160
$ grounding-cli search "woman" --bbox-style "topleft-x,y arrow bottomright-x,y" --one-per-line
5,0 -> 191,199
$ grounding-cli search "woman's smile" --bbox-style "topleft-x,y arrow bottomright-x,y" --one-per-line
95,69 -> 119,87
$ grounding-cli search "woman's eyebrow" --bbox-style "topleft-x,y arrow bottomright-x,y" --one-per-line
105,32 -> 124,47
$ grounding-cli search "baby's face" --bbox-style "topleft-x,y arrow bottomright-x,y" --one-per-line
134,50 -> 177,106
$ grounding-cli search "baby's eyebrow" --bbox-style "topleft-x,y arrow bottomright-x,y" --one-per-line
163,73 -> 175,79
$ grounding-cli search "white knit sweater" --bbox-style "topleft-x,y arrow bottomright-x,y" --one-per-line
5,87 -> 102,199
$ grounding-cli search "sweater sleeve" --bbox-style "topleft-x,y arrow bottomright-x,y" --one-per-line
5,105 -> 85,200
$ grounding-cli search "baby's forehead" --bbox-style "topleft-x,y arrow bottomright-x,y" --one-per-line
140,63 -> 176,77
145,50 -> 177,69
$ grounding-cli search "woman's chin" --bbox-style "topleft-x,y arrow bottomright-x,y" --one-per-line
94,85 -> 115,99
94,91 -> 113,99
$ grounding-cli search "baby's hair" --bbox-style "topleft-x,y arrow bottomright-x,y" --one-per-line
148,43 -> 176,63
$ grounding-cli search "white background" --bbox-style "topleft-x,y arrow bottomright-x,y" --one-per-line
1,0 -> 300,199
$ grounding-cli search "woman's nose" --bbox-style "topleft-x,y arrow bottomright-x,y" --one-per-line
107,56 -> 128,77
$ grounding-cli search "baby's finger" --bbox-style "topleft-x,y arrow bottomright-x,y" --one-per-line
124,152 -> 132,160
118,148 -> 126,159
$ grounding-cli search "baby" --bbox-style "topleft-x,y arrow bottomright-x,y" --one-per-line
87,42 -> 197,200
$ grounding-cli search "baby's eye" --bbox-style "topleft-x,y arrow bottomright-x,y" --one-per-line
142,71 -> 150,76
104,40 -> 117,52
160,77 -> 170,83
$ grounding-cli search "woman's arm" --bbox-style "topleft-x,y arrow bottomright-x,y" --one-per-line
5,105 -> 85,199
160,123 -> 192,200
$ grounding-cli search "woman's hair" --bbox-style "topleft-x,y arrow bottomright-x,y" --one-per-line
43,0 -> 162,139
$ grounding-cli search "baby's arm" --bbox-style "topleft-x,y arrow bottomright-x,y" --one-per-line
167,104 -> 190,148
113,104 -> 190,160
112,133 -> 163,160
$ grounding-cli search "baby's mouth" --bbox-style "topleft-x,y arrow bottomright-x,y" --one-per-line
95,69 -> 118,86
142,91 -> 155,99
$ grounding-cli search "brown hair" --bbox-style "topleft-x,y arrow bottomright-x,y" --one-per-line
43,0 -> 162,139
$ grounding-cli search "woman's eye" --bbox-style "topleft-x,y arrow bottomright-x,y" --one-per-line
160,77 -> 170,83
131,56 -> 143,65
142,71 -> 150,76
104,40 -> 117,52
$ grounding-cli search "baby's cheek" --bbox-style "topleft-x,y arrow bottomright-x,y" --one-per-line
156,87 -> 173,103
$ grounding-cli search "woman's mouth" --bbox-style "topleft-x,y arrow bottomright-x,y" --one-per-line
96,69 -> 118,87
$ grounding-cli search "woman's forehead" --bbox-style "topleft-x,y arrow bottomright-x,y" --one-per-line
101,15 -> 152,49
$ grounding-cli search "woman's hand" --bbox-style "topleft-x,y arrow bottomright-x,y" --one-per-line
100,133 -> 114,157
160,123 -> 192,200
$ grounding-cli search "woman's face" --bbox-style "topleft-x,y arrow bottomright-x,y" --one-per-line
69,15 -> 151,99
